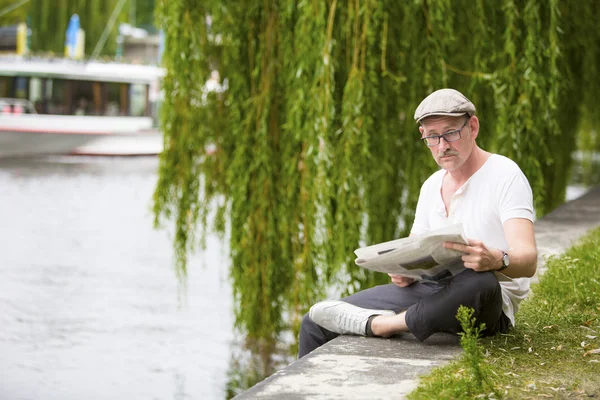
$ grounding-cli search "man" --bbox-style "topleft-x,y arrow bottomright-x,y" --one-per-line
299,88 -> 538,358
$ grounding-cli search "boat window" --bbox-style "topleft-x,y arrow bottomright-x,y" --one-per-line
0,76 -> 13,98
106,82 -> 123,116
47,79 -> 69,115
130,83 -> 147,117
15,77 -> 28,99
72,80 -> 94,115
29,78 -> 42,103
0,76 -> 153,118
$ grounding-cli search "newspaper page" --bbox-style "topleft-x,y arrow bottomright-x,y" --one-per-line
354,223 -> 469,280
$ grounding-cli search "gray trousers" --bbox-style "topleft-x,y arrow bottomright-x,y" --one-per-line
298,269 -> 511,358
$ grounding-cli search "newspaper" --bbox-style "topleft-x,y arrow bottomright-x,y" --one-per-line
354,223 -> 469,280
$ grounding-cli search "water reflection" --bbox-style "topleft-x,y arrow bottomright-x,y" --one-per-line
0,156 -> 234,400
225,338 -> 294,399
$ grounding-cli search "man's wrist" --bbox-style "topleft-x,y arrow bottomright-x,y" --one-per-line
497,250 -> 510,271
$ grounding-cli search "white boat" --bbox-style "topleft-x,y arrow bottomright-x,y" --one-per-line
0,56 -> 164,157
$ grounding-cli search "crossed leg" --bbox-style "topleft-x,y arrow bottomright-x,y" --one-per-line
298,269 -> 509,358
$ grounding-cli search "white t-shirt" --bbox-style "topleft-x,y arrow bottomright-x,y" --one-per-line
410,154 -> 535,326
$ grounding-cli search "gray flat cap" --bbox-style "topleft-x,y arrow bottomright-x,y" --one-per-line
414,88 -> 476,123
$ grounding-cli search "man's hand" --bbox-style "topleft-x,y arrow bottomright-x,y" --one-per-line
443,239 -> 502,272
388,274 -> 416,287
442,219 -> 537,278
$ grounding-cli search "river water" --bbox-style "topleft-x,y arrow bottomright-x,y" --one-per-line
0,155 -> 596,400
0,157 -> 234,400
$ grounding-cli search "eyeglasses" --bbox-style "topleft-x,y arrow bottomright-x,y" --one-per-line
421,119 -> 470,147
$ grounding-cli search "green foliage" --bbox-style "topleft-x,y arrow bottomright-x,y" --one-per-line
456,306 -> 498,396
28,0 -> 129,56
153,0 -> 600,348
410,227 -> 600,399
409,307 -> 498,399
131,0 -> 156,31
0,0 -> 29,24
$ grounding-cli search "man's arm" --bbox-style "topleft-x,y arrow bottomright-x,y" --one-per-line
495,218 -> 538,278
443,218 -> 537,278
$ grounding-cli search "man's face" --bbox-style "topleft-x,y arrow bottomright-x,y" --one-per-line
419,115 -> 476,171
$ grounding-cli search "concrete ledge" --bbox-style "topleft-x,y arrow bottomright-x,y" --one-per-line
236,333 -> 460,400
235,186 -> 600,399
533,186 -> 600,276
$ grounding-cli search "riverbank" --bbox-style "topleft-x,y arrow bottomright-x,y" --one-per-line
234,185 -> 600,399
411,225 -> 600,398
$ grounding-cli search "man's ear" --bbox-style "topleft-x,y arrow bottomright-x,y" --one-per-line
470,116 -> 480,140
418,125 -> 424,136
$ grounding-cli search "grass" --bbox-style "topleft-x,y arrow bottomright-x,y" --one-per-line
409,227 -> 600,399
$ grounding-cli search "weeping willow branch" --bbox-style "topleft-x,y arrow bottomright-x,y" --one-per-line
441,61 -> 493,80
154,0 -> 600,347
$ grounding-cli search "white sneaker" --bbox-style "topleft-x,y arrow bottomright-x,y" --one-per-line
309,300 -> 396,335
